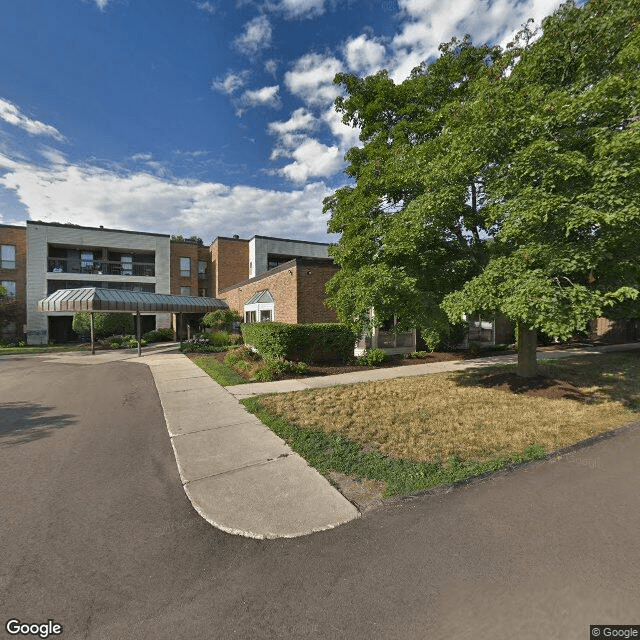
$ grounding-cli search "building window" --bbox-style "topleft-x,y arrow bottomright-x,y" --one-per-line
121,255 -> 133,276
81,251 -> 94,272
1,280 -> 16,297
1,245 -> 16,269
198,260 -> 207,277
180,257 -> 191,277
198,288 -> 207,297
180,286 -> 191,296
244,289 -> 274,323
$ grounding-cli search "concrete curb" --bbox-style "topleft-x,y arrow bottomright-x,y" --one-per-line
143,353 -> 360,539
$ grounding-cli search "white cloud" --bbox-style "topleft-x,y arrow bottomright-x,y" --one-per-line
274,137 -> 343,183
94,0 -> 109,9
211,70 -> 250,95
265,59 -> 278,77
233,15 -> 272,57
390,0 -> 564,81
284,53 -> 343,106
321,107 -> 360,151
266,0 -> 326,19
195,1 -> 217,14
240,85 -> 281,109
0,152 -> 336,242
344,35 -> 387,75
268,108 -> 316,135
0,98 -> 65,141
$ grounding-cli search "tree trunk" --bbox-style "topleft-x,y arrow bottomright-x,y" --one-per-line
517,322 -> 538,378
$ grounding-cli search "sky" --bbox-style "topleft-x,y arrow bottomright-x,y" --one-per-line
0,0 -> 567,244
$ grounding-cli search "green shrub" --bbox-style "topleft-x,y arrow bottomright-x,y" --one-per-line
143,328 -> 174,342
72,312 -> 135,339
263,358 -> 309,377
179,337 -> 228,353
208,331 -> 233,347
468,341 -> 482,356
406,351 -> 432,359
202,309 -> 242,332
357,348 -> 388,366
241,323 -> 356,363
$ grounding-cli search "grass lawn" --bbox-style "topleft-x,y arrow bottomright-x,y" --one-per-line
193,356 -> 247,386
0,344 -> 87,355
243,351 -> 639,499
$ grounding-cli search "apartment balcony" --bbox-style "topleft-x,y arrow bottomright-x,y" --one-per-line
47,257 -> 155,277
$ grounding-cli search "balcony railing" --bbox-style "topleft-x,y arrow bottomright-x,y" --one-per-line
48,258 -> 155,277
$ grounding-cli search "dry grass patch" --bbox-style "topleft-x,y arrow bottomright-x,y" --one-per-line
257,356 -> 637,463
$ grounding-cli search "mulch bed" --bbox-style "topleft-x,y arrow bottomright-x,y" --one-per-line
186,341 -> 600,386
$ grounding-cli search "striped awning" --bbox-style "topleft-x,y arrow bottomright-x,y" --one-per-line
37,288 -> 228,313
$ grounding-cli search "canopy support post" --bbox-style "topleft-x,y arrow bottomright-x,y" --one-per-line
179,313 -> 183,347
136,310 -> 142,357
90,312 -> 95,356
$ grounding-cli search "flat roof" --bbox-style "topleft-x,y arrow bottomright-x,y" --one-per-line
27,220 -> 170,239
219,257 -> 337,294
37,288 -> 227,313
250,235 -> 332,247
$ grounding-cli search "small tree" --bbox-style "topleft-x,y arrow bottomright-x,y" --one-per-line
72,312 -> 135,339
202,309 -> 242,332
0,285 -> 24,336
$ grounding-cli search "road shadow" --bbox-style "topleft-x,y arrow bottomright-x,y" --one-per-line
0,402 -> 77,446
452,350 -> 640,410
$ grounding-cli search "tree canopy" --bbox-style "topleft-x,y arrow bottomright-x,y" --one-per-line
325,0 -> 640,375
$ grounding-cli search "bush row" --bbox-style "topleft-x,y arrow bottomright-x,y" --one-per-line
240,323 -> 356,364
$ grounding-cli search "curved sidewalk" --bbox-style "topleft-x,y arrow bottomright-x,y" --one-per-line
143,353 -> 359,539
38,341 -> 639,540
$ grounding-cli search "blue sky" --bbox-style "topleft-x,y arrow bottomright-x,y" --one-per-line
0,0 -> 566,243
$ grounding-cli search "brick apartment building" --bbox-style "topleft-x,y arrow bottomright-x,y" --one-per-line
2,220 -> 633,348
0,221 -> 338,344
0,223 -> 27,337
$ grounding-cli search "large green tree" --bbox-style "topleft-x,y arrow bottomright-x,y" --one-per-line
325,0 -> 640,375
324,36 -> 503,347
442,0 -> 640,375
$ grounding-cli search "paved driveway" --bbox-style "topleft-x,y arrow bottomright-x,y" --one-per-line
1,354 -> 639,639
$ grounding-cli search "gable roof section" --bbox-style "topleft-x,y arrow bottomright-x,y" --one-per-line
37,288 -> 227,313
245,290 -> 274,305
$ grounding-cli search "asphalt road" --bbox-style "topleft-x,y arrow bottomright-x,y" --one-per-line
1,354 -> 639,640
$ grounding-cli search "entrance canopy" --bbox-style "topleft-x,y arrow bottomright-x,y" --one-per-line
37,287 -> 228,314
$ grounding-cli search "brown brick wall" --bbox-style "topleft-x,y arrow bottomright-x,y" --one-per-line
296,264 -> 339,323
0,225 -> 27,336
170,241 -> 199,296
197,246 -> 212,297
211,237 -> 249,297
221,265 -> 298,324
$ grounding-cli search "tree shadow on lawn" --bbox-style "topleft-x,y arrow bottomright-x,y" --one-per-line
452,351 -> 640,411
0,402 -> 77,447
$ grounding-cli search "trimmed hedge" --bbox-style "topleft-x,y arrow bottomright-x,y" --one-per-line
240,322 -> 356,364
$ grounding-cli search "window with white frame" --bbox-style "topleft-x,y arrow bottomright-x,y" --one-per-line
180,257 -> 191,277
243,290 -> 274,323
0,245 -> 16,269
1,280 -> 16,297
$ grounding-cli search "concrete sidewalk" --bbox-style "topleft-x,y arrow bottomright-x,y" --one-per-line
142,353 -> 359,539
226,341 -> 640,399
36,340 -> 639,540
